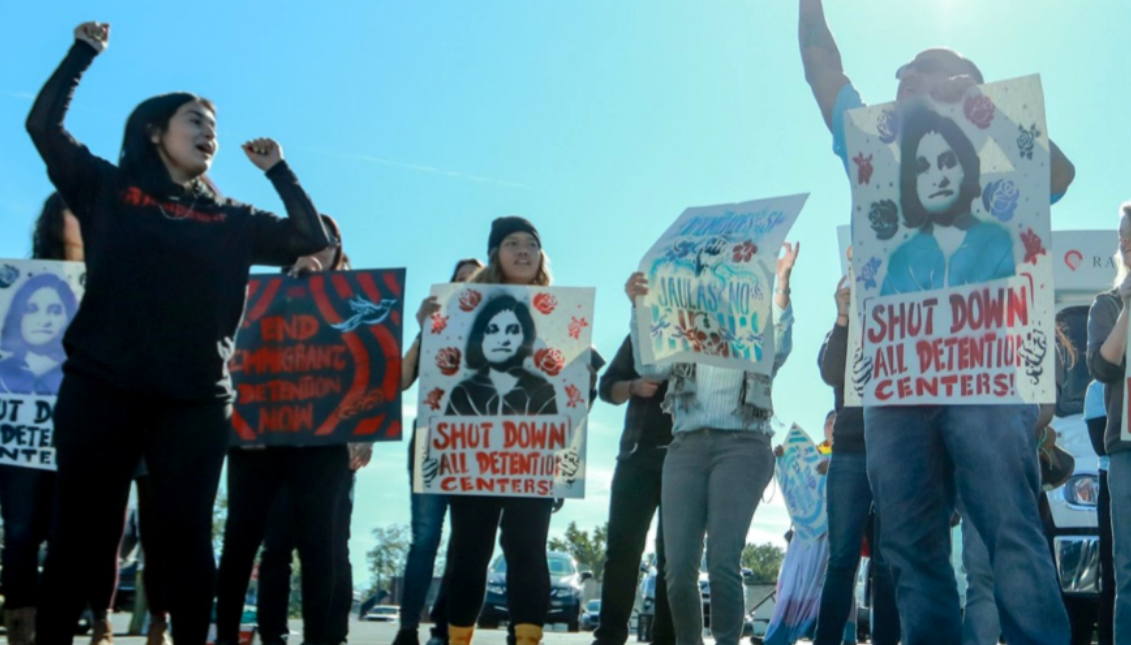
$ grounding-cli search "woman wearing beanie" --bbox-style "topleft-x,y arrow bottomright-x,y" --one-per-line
444,217 -> 555,645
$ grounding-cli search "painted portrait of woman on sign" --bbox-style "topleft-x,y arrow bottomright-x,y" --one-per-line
0,271 -> 79,396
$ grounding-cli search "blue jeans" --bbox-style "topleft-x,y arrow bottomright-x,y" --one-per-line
1108,451 -> 1131,642
864,404 -> 1069,645
400,478 -> 449,630
959,513 -> 1000,645
813,452 -> 899,645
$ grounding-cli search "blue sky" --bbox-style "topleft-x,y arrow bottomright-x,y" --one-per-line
3,1 -> 1129,588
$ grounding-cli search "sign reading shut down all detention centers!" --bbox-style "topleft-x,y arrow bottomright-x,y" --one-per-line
230,269 -> 405,447
636,194 -> 807,373
845,75 -> 1055,405
413,284 -> 595,499
0,259 -> 85,469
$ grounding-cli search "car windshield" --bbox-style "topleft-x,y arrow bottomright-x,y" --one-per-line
549,556 -> 576,575
494,555 -> 577,575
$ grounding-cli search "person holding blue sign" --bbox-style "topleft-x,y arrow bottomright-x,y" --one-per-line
798,1 -> 1074,642
26,21 -> 333,645
623,240 -> 797,645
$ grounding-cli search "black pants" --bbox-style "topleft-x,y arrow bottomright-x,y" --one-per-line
216,446 -> 352,645
593,447 -> 673,645
1100,469 -> 1114,645
446,496 -> 553,627
256,475 -> 357,643
37,373 -> 230,645
0,465 -> 54,608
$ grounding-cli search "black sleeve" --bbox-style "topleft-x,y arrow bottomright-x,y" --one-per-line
818,324 -> 848,387
26,42 -> 118,228
249,161 -> 333,266
1087,294 -> 1124,385
598,335 -> 638,405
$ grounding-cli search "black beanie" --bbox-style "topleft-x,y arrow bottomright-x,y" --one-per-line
488,216 -> 541,255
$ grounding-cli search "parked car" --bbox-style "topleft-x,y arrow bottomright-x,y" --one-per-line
581,599 -> 601,631
478,551 -> 591,632
365,605 -> 400,622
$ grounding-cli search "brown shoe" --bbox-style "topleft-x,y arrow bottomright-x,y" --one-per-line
89,614 -> 113,645
4,607 -> 36,645
146,617 -> 172,645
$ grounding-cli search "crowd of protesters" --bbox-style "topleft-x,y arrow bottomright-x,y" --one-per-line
2,3 -> 1130,645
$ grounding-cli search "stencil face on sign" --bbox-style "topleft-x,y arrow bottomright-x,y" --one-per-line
414,284 -> 595,499
845,76 -> 1055,406
0,259 -> 86,470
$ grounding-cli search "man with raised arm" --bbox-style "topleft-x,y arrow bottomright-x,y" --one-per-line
797,2 -> 1074,643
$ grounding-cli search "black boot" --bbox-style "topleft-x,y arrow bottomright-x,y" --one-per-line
392,628 -> 421,645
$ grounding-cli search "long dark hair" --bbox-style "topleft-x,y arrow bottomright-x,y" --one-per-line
119,92 -> 217,197
1,273 -> 78,362
31,193 -> 69,260
899,108 -> 981,231
465,295 -> 536,371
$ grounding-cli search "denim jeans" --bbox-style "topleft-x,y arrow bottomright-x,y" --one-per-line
1100,468 -> 1114,645
593,446 -> 673,645
813,452 -> 899,645
400,479 -> 449,630
661,430 -> 774,645
1107,451 -> 1131,642
864,404 -> 1069,645
958,514 -> 1000,645
0,465 -> 54,608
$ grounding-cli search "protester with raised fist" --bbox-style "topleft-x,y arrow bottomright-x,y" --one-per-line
26,22 -> 332,645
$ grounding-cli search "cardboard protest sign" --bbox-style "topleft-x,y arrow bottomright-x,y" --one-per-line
0,260 -> 85,469
230,269 -> 405,447
636,194 -> 807,372
845,75 -> 1055,405
775,424 -> 828,542
836,225 -> 865,407
413,284 -> 595,499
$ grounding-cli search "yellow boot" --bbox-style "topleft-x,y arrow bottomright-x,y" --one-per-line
449,625 -> 475,645
514,624 -> 543,645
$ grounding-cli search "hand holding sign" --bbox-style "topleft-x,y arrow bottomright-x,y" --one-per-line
625,272 -> 649,306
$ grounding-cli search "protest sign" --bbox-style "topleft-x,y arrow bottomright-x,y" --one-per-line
845,75 -> 1054,405
0,259 -> 85,469
230,269 -> 405,447
775,424 -> 828,541
635,194 -> 807,372
413,284 -> 595,499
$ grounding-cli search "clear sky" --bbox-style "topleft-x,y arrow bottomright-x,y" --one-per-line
2,0 -> 1129,589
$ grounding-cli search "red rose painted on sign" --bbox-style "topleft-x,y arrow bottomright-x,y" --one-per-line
853,153 -> 874,185
435,347 -> 462,376
1021,228 -> 1047,266
424,388 -> 445,411
458,289 -> 482,312
565,384 -> 583,408
732,241 -> 757,263
430,313 -> 448,334
964,95 -> 995,130
534,348 -> 565,377
533,293 -> 558,315
568,316 -> 589,340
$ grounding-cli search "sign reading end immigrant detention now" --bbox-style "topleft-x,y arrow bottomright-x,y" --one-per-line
230,269 -> 405,447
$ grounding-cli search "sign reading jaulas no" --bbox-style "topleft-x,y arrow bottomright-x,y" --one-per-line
230,269 -> 405,447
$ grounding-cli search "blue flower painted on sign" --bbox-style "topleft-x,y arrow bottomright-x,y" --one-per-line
1017,123 -> 1041,160
981,179 -> 1020,222
0,265 -> 19,288
877,109 -> 901,144
856,257 -> 882,290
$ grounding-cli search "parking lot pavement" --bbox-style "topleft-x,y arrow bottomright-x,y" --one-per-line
103,615 -> 608,645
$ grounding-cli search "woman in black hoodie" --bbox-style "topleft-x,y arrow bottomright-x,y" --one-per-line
26,22 -> 331,645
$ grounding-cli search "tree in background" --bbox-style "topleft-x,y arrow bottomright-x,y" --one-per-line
548,521 -> 608,582
367,524 -> 411,595
741,542 -> 785,583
